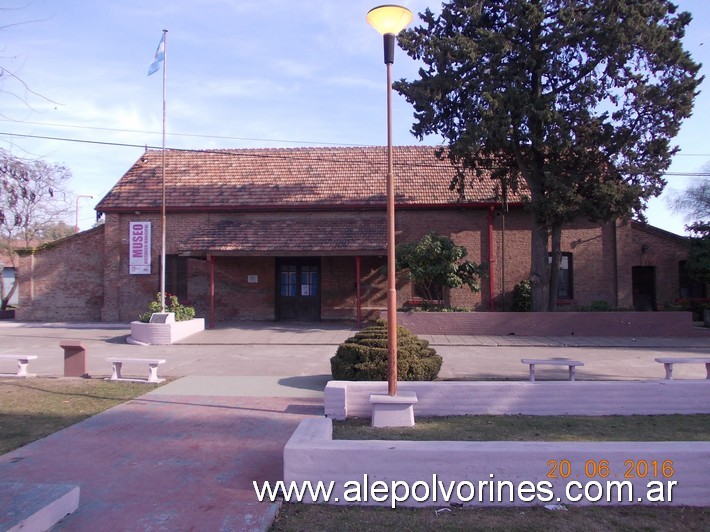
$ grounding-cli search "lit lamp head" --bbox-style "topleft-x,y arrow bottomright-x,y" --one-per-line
367,4 -> 413,64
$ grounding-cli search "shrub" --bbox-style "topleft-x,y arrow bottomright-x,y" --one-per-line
330,319 -> 442,381
400,299 -> 472,312
512,280 -> 532,311
396,232 -> 486,304
672,298 -> 710,321
139,293 -> 195,323
579,300 -> 612,312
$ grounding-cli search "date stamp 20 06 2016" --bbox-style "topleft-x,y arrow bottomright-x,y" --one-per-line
546,458 -> 678,503
547,458 -> 675,480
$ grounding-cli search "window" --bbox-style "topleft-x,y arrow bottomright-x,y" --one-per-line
549,252 -> 573,299
301,266 -> 318,296
280,265 -> 297,297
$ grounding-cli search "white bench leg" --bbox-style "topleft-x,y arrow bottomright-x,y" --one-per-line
147,363 -> 161,383
16,358 -> 30,377
568,365 -> 576,381
706,363 -> 710,380
663,363 -> 673,380
110,362 -> 123,381
528,364 -> 535,382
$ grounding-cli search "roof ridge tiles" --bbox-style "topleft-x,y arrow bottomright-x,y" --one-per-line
142,145 -> 443,154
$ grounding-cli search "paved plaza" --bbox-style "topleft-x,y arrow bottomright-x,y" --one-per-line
3,320 -> 710,382
1,321 -> 709,530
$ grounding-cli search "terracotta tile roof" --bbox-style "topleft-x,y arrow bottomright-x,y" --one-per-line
96,146 -> 519,212
178,218 -> 386,256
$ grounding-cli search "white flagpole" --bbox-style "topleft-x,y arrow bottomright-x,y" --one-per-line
160,29 -> 168,313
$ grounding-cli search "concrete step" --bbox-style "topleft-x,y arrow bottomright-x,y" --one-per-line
0,482 -> 79,531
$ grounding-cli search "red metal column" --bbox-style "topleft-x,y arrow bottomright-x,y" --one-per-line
208,254 -> 215,329
356,256 -> 362,328
488,206 -> 496,311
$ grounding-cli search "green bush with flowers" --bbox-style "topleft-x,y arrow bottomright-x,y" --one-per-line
139,293 -> 195,323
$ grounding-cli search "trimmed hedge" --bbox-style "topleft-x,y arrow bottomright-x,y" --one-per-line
330,320 -> 442,381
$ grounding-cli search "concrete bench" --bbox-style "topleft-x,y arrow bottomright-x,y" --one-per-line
106,357 -> 166,383
521,358 -> 584,382
0,355 -> 38,378
654,357 -> 710,380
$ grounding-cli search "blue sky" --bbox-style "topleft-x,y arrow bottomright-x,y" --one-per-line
1,0 -> 709,233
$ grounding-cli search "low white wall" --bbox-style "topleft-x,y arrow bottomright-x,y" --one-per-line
324,381 -> 710,420
284,417 -> 710,507
394,311 -> 696,336
128,318 -> 205,345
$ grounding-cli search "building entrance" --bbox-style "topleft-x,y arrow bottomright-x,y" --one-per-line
276,258 -> 321,321
632,266 -> 656,311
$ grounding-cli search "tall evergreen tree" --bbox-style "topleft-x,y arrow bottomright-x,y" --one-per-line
395,0 -> 702,310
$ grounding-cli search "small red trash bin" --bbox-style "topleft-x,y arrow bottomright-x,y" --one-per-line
60,340 -> 89,378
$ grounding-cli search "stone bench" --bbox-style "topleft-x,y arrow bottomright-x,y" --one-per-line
0,482 -> 80,531
654,357 -> 710,380
0,355 -> 38,378
106,357 -> 166,383
521,358 -> 584,382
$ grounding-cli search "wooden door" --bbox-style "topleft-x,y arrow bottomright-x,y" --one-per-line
632,266 -> 656,311
276,258 -> 321,321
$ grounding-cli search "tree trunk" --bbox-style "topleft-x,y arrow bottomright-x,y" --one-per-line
0,273 -> 17,311
530,221 -> 550,311
548,224 -> 562,311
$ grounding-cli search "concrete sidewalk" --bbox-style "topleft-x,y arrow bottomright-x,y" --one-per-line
1,320 -> 710,381
0,382 -> 322,531
1,321 -> 710,530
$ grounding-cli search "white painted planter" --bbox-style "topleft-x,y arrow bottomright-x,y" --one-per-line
127,318 -> 205,345
324,380 -> 710,420
285,417 -> 710,507
305,381 -> 710,507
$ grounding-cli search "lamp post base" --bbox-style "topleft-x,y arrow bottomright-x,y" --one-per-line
369,391 -> 418,427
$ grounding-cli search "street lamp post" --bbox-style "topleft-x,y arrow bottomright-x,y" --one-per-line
367,4 -> 412,397
75,195 -> 94,233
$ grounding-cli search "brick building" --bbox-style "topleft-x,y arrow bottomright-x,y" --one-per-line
15,146 -> 695,324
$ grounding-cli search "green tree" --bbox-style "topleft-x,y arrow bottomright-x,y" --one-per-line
685,221 -> 710,285
395,0 -> 702,311
396,232 -> 485,305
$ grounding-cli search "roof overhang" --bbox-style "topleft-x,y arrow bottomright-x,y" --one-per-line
178,218 -> 387,257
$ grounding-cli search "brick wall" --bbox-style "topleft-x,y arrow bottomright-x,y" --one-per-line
397,208 -> 488,310
321,256 -> 390,321
396,212 -> 687,313
14,208 -> 690,323
395,209 -> 623,311
16,226 -> 105,321
617,222 -> 689,309
210,256 -> 275,321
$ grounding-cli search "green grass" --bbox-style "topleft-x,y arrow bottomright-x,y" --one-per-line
333,414 -> 710,442
272,503 -> 710,531
0,377 -> 165,454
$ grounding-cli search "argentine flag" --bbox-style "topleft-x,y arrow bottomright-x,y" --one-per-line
148,34 -> 165,76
